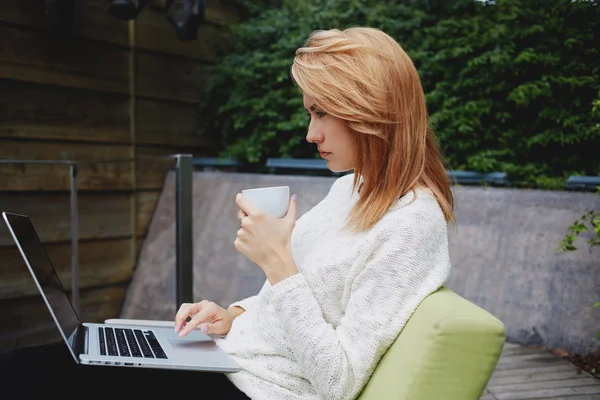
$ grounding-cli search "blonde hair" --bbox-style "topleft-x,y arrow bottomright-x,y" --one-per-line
291,27 -> 455,232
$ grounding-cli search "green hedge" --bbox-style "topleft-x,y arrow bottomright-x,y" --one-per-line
199,0 -> 599,189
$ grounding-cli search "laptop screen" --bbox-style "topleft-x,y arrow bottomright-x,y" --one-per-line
2,212 -> 81,361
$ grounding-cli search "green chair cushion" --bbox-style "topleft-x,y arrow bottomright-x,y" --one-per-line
357,286 -> 506,400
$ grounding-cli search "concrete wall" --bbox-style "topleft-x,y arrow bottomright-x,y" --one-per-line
121,172 -> 600,354
446,186 -> 600,354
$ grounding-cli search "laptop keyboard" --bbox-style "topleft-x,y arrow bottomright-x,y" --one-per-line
98,327 -> 167,359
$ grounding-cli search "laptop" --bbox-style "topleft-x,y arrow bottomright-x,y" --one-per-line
2,211 -> 241,373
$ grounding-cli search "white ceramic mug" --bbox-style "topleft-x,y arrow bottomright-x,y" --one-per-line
241,186 -> 290,218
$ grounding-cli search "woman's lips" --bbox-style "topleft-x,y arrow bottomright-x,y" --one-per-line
320,152 -> 331,158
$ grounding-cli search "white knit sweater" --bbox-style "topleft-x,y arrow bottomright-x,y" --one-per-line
214,173 -> 451,400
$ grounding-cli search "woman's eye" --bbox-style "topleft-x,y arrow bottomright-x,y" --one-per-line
315,110 -> 327,118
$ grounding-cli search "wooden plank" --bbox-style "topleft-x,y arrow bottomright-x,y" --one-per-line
497,352 -> 563,364
0,284 -> 127,354
0,0 -> 129,46
0,141 -> 213,193
203,0 -> 241,26
136,191 -> 160,236
534,396 -> 600,400
490,364 -> 580,379
494,385 -> 600,400
134,6 -> 223,62
500,346 -> 550,357
488,376 -> 600,393
135,50 -> 211,103
0,24 -> 128,93
503,343 -> 524,350
0,140 -> 132,191
0,79 -> 130,143
489,370 -> 593,386
148,0 -> 241,26
494,354 -> 565,371
135,146 -> 213,190
480,391 -> 497,400
135,98 -> 210,147
0,237 -> 134,300
0,192 -> 133,246
135,156 -> 174,191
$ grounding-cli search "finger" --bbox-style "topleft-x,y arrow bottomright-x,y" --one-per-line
179,305 -> 215,337
285,194 -> 298,222
234,236 -> 247,254
234,235 -> 252,257
236,227 -> 248,239
236,193 -> 261,216
237,209 -> 247,220
240,211 -> 254,229
198,322 -> 214,334
174,300 -> 206,332
174,303 -> 195,332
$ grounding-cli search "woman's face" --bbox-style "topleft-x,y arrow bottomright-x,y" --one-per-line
303,94 -> 356,173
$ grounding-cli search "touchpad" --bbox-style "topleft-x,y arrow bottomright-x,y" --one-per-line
168,339 -> 216,350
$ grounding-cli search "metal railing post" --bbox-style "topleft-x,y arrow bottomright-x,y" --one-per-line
175,154 -> 194,307
69,163 -> 79,315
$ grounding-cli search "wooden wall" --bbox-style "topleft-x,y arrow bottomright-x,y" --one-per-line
0,0 -> 239,353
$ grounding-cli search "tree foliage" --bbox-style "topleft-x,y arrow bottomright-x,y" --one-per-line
199,0 -> 599,186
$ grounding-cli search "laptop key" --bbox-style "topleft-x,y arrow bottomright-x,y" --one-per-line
105,327 -> 119,356
134,329 -> 155,358
114,328 -> 131,357
98,327 -> 106,356
124,328 -> 142,357
144,330 -> 168,359
108,330 -> 118,356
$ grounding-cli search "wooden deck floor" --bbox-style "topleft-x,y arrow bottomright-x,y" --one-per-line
482,342 -> 600,400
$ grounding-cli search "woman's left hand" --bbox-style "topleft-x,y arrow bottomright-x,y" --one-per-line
235,193 -> 298,285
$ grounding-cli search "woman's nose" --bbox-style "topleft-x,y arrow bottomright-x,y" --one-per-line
305,122 -> 322,144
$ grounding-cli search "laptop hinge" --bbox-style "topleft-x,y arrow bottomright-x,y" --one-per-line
74,323 -> 88,356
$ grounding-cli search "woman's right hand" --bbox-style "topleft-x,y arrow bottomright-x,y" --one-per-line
174,300 -> 238,338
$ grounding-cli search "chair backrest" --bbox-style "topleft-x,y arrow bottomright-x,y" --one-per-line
357,286 -> 506,400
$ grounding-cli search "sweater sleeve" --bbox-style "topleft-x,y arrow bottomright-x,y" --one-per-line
269,212 -> 450,400
228,295 -> 257,312
228,278 -> 271,311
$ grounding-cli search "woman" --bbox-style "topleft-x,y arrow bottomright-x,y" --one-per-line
174,26 -> 454,400
1,26 -> 453,400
